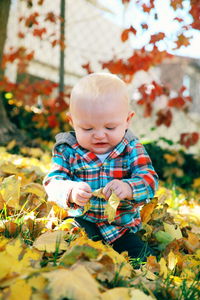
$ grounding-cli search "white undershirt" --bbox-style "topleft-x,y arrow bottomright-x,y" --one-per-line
95,152 -> 111,162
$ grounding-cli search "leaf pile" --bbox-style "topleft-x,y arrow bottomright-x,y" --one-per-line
0,146 -> 200,299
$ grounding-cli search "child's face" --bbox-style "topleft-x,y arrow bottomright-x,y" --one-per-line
69,95 -> 134,154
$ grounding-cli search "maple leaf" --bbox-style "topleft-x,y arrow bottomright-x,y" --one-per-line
179,132 -> 199,148
0,175 -> 21,209
170,0 -> 183,10
156,109 -> 173,127
159,257 -> 168,278
33,230 -> 68,253
25,12 -> 39,27
149,32 -> 165,44
104,192 -> 120,223
33,27 -> 47,38
44,265 -> 100,300
121,26 -> 137,42
21,182 -> 46,198
9,279 -> 32,300
140,198 -> 158,224
163,222 -> 182,240
45,12 -> 57,23
141,23 -> 148,30
174,33 -> 191,49
82,62 -> 93,74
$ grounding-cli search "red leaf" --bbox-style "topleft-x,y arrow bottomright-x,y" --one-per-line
174,34 -> 191,49
82,63 -> 93,74
47,115 -> 59,128
25,12 -> 39,27
141,23 -> 148,30
174,17 -> 184,22
189,1 -> 200,30
33,28 -> 47,38
170,0 -> 183,10
45,12 -> 57,23
142,0 -> 155,13
121,26 -> 137,42
150,32 -> 165,44
18,32 -> 25,39
180,132 -> 199,148
168,86 -> 192,109
156,109 -> 173,127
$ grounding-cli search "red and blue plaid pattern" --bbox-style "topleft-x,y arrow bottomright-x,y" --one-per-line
44,130 -> 158,243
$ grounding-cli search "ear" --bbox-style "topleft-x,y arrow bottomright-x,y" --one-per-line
126,111 -> 135,127
66,112 -> 73,127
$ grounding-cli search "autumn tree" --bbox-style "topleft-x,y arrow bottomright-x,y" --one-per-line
0,0 -> 68,144
0,0 -> 199,147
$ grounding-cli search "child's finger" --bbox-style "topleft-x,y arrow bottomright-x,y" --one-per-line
78,189 -> 92,199
102,185 -> 112,199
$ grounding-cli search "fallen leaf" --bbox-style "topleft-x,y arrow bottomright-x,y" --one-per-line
44,265 -> 100,300
159,257 -> 168,279
164,222 -> 182,240
141,198 -> 158,223
0,175 -> 21,209
9,279 -> 32,300
168,250 -> 178,270
21,182 -> 46,198
33,231 -> 68,253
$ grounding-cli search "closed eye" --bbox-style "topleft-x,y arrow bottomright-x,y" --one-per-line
106,127 -> 115,130
82,128 -> 92,131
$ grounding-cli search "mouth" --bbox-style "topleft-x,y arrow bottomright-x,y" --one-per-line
93,142 -> 108,147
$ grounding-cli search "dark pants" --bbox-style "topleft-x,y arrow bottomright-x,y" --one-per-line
75,217 -> 155,262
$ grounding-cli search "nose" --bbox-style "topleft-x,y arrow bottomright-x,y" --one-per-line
93,130 -> 105,140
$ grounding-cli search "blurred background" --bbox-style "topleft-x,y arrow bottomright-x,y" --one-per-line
0,0 -> 200,190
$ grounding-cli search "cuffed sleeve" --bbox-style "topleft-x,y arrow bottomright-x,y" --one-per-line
123,142 -> 158,204
43,144 -> 80,210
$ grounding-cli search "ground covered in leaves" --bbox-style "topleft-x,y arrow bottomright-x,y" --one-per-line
0,144 -> 200,300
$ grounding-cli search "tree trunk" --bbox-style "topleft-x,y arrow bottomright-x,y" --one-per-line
0,0 -> 25,145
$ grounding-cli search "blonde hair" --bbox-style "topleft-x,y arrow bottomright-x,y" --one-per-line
70,73 -> 129,107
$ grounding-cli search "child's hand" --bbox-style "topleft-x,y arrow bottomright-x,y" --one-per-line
69,182 -> 92,206
103,180 -> 132,200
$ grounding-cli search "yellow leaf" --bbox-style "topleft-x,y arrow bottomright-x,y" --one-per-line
130,288 -> 155,299
101,287 -> 130,300
21,182 -> 46,198
0,161 -> 19,175
183,231 -> 200,253
27,274 -> 47,292
168,251 -> 178,270
164,154 -> 176,164
0,251 -> 15,281
0,175 -> 21,209
192,177 -> 200,188
0,238 -> 42,280
83,201 -> 92,214
44,265 -> 100,300
104,192 -> 120,223
159,258 -> 168,279
92,188 -> 105,199
140,198 -> 158,224
6,140 -> 16,151
164,222 -> 182,240
0,192 -> 4,210
83,188 -> 105,214
9,279 -> 32,300
69,236 -> 132,277
33,231 -> 68,253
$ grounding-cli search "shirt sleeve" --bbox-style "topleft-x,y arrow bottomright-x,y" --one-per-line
43,144 -> 79,210
123,141 -> 159,204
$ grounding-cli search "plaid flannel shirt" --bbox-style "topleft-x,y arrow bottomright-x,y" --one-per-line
43,129 -> 158,243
